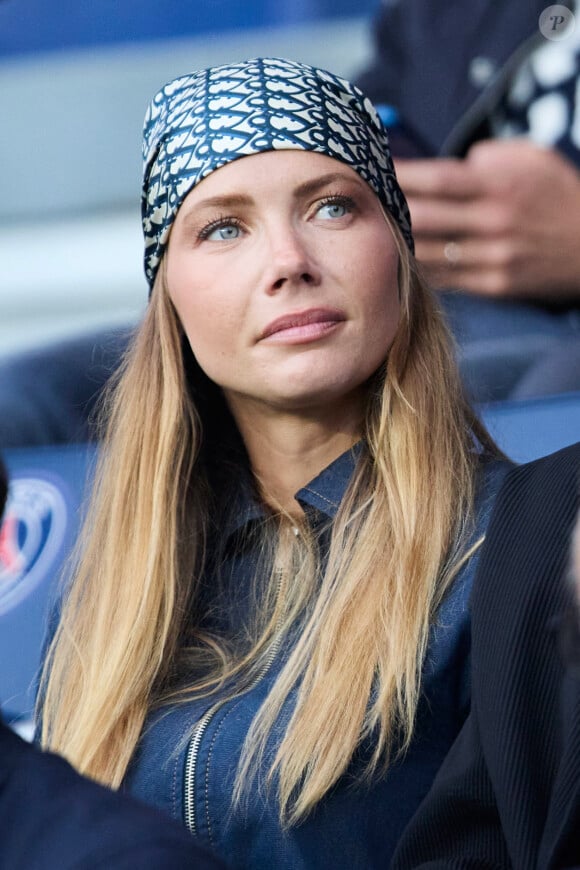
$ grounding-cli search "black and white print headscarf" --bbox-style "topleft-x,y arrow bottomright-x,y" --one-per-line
141,57 -> 414,291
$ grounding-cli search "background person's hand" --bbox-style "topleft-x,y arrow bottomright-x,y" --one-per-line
395,139 -> 580,300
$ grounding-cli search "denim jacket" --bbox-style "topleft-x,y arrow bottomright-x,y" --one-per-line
123,448 -> 511,869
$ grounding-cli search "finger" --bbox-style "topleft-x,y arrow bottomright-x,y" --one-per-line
395,158 -> 485,199
415,238 -> 520,297
407,196 -> 492,236
415,236 -> 511,268
414,237 -> 475,268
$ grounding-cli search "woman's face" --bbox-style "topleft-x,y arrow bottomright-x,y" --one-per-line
166,150 -> 401,420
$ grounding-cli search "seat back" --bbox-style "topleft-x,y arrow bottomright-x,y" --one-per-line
480,391 -> 580,463
0,444 -> 97,724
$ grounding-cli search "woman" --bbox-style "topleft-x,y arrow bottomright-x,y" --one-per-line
38,58 -> 510,867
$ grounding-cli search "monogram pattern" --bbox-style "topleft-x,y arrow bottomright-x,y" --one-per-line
142,57 -> 413,289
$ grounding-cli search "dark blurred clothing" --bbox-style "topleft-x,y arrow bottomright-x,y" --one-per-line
356,0 -> 576,161
392,442 -> 580,869
439,293 -> 580,403
0,327 -> 131,449
0,719 -> 224,869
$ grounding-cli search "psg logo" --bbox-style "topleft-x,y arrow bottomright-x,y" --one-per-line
0,476 -> 68,616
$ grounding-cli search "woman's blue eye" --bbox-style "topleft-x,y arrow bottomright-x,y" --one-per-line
199,218 -> 242,242
205,223 -> 241,241
317,199 -> 350,220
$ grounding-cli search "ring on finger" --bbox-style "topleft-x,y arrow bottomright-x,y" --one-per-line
443,241 -> 462,265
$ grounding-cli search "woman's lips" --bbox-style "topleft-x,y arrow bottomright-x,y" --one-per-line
260,308 -> 346,343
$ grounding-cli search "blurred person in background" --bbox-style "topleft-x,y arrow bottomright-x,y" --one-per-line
37,58 -> 510,868
0,327 -> 129,448
392,441 -> 580,869
356,0 -> 580,402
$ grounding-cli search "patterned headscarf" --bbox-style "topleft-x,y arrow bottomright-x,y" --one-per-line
142,57 -> 413,290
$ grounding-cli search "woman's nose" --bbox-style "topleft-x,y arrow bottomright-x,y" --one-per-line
265,225 -> 321,294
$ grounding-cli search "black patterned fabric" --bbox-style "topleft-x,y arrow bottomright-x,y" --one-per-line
493,19 -> 580,165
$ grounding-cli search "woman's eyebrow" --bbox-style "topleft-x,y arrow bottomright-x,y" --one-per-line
293,172 -> 365,199
178,172 -> 364,229
178,194 -> 254,229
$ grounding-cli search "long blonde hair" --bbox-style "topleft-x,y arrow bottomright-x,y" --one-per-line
39,224 -> 498,824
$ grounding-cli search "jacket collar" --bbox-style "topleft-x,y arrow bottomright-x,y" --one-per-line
221,442 -> 363,542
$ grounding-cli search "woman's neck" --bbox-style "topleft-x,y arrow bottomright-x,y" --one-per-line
226,397 -> 363,517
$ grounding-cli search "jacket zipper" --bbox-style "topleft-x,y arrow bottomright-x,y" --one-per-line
183,698 -> 229,835
184,594 -> 285,836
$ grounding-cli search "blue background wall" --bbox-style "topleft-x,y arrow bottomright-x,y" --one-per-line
0,0 -> 377,224
0,0 -> 378,57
